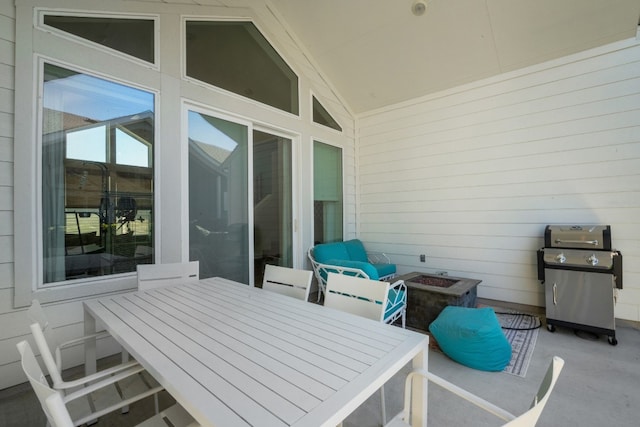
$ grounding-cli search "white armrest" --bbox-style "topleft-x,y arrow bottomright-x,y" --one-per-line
367,251 -> 391,264
62,369 -> 163,427
403,370 -> 516,423
54,359 -> 142,390
55,330 -> 111,370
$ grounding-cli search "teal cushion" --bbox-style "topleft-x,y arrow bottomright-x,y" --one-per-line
324,259 -> 380,280
373,263 -> 396,278
429,306 -> 512,372
343,239 -> 368,262
314,242 -> 350,263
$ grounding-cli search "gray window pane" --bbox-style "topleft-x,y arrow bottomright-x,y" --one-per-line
186,21 -> 299,115
44,15 -> 154,63
313,97 -> 342,132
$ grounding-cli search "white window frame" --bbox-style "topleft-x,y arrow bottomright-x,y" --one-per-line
13,0 -> 323,307
13,3 -> 162,307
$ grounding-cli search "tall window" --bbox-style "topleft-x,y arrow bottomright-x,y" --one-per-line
42,63 -> 154,284
313,141 -> 343,244
253,130 -> 293,285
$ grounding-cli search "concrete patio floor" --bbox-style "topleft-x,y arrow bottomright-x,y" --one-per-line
2,299 -> 639,427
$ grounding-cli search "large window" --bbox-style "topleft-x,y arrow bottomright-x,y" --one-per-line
41,63 -> 154,284
14,2 -> 344,306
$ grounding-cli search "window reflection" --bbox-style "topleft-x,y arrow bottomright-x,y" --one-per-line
188,111 -> 249,284
42,63 -> 154,283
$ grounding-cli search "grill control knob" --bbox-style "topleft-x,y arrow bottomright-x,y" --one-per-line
555,253 -> 566,263
587,254 -> 599,266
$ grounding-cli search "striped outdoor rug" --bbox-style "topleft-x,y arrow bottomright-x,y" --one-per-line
497,312 -> 541,377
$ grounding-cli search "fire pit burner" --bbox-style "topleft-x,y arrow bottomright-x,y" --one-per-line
410,275 -> 457,288
397,272 -> 481,331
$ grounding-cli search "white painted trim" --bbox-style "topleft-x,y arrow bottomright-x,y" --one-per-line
14,2 -> 162,306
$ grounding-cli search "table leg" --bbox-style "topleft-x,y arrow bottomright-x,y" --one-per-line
84,305 -> 97,377
411,343 -> 428,427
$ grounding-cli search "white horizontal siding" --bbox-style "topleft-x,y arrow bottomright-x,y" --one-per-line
357,37 -> 640,322
0,0 -> 24,393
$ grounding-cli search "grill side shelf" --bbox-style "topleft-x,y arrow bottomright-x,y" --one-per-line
613,251 -> 623,289
537,249 -> 545,282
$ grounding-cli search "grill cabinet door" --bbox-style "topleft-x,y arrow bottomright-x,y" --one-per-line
544,269 -> 615,330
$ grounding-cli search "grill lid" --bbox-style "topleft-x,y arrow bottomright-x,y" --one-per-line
544,225 -> 611,250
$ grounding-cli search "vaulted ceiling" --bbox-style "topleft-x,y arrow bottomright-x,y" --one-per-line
139,0 -> 640,115
270,0 -> 640,114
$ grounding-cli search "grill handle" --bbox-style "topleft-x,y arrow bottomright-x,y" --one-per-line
554,239 -> 599,246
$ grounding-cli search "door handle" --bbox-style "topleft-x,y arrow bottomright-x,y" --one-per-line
552,283 -> 557,305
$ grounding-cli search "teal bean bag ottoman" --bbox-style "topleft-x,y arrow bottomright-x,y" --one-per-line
429,306 -> 512,371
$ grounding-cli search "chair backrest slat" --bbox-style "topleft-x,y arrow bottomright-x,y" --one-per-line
324,272 -> 390,322
137,261 -> 200,290
262,264 -> 313,301
27,300 -> 65,387
17,340 -> 61,426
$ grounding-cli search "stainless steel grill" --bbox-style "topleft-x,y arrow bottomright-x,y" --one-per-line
537,225 -> 622,345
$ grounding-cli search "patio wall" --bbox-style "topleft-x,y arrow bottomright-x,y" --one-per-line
356,32 -> 640,322
0,0 -> 356,390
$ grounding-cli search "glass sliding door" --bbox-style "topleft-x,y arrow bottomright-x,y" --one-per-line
313,141 -> 343,244
188,110 -> 249,283
253,130 -> 292,285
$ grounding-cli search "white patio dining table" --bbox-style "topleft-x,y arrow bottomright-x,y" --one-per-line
83,277 -> 429,427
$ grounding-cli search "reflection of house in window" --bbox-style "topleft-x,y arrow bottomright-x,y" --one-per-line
43,106 -> 154,281
188,137 -> 233,225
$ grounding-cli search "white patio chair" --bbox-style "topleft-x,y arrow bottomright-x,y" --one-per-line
324,272 -> 407,425
27,301 -> 162,423
137,261 -> 199,290
325,272 -> 407,328
17,340 -> 199,427
385,356 -> 565,427
262,264 -> 313,301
